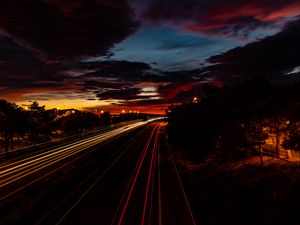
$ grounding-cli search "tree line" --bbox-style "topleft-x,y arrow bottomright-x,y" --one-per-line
167,78 -> 300,164
0,100 -> 144,152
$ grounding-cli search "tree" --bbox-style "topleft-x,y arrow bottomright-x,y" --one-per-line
282,123 -> 300,151
101,111 -> 111,124
246,120 -> 269,167
60,111 -> 99,133
264,117 -> 290,157
0,100 -> 28,151
27,101 -> 51,144
29,101 -> 45,112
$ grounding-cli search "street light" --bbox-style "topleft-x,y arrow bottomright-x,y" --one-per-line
193,97 -> 198,103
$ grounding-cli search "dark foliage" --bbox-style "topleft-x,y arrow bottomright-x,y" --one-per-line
0,100 -> 28,151
167,78 -> 300,162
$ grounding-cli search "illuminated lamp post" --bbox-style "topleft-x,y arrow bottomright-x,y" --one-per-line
193,97 -> 198,104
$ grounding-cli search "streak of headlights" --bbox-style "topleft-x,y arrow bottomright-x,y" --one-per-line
0,120 -> 161,188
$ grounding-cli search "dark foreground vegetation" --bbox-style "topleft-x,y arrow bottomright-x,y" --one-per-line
183,157 -> 300,225
167,78 -> 300,225
167,78 -> 300,163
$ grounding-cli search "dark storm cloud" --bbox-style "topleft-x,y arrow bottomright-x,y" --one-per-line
78,61 -> 151,80
0,35 -> 42,75
0,34 -> 78,98
203,17 -> 300,83
74,61 -> 154,95
0,0 -> 137,59
82,80 -> 130,91
1,0 -> 299,110
0,37 -> 168,104
130,0 -> 300,37
122,98 -> 165,106
96,88 -> 141,100
0,34 -> 70,99
0,0 -> 140,102
78,61 -> 206,104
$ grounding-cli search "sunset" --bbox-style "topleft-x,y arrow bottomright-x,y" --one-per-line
0,0 -> 299,113
0,1 -> 300,225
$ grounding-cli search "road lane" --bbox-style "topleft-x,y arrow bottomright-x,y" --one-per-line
0,120 -> 146,164
0,120 -> 158,202
35,122 -> 160,225
36,122 -> 198,225
0,120 -> 198,225
158,125 -> 198,225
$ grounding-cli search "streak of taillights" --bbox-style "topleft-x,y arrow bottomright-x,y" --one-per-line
141,124 -> 160,225
116,124 -> 159,225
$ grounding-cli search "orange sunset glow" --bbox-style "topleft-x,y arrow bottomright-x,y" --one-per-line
1,1 -> 300,225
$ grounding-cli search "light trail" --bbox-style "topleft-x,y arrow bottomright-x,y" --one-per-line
146,125 -> 160,225
157,136 -> 163,225
110,121 -> 196,225
110,122 -> 163,225
34,124 -> 152,225
53,124 -> 155,225
0,129 -> 121,178
116,123 -> 160,225
141,124 -> 160,225
109,124 -> 157,225
0,124 -> 135,172
0,120 -> 160,200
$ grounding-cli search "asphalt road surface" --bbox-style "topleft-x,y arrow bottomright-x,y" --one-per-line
0,120 -> 198,225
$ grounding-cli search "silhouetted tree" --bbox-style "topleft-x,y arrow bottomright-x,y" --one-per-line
27,101 -> 51,144
167,78 -> 300,163
60,111 -> 99,133
100,111 -> 111,125
0,100 -> 28,151
246,120 -> 269,167
282,123 -> 300,151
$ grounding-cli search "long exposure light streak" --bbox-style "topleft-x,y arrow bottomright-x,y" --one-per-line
0,120 -> 161,201
116,124 -> 160,225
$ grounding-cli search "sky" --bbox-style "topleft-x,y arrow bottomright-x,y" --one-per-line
0,0 -> 299,114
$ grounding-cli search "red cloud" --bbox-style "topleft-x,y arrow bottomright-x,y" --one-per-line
131,0 -> 300,37
164,82 -> 201,101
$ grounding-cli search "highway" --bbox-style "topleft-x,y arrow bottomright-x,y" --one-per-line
0,120 -> 198,225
